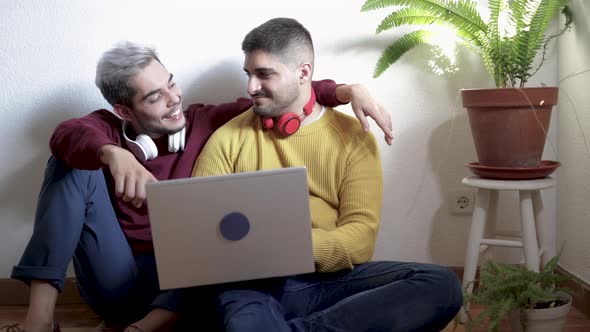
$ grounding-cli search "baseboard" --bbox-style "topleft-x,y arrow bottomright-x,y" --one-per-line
449,266 -> 589,318
1,267 -> 589,317
0,278 -> 83,305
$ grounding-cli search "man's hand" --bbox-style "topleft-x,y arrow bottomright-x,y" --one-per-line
99,145 -> 157,208
336,84 -> 394,145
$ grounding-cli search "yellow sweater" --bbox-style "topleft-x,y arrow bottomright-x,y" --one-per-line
192,107 -> 383,272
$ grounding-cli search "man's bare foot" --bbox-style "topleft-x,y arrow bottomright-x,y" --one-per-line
124,324 -> 144,332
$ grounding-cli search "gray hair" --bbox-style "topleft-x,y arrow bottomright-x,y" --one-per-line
95,41 -> 162,107
242,17 -> 314,69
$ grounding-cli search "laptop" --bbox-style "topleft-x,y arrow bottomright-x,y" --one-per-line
146,167 -> 315,290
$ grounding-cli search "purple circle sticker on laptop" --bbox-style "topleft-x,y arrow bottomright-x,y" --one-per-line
219,212 -> 250,241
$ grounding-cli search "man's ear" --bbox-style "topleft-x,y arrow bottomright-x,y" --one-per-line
113,104 -> 133,121
299,63 -> 313,84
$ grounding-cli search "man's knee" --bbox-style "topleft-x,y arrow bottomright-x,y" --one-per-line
423,265 -> 463,314
40,156 -> 107,204
220,289 -> 269,314
44,156 -> 75,180
219,289 -> 283,332
45,156 -> 103,184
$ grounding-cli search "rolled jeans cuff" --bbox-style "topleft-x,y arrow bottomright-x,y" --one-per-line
11,265 -> 66,292
150,289 -> 186,313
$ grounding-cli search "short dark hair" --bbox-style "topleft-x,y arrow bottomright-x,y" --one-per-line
95,41 -> 162,107
241,17 -> 314,68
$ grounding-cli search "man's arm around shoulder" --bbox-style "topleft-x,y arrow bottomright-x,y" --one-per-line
50,109 -> 157,208
50,110 -> 122,169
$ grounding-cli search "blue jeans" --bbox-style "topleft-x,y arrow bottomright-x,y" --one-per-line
217,261 -> 462,332
10,157 -> 188,324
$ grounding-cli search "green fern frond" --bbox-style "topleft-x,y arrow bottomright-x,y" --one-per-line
489,299 -> 513,332
466,255 -> 572,331
373,30 -> 433,77
375,6 -> 486,48
487,0 -> 504,86
361,0 -> 432,12
487,0 -> 502,46
524,0 -> 568,56
512,0 -> 568,84
376,8 -> 440,32
362,0 -> 572,86
511,0 -> 535,28
362,0 -> 487,32
363,0 -> 492,78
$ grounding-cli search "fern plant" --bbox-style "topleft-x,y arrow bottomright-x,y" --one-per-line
361,0 -> 573,88
464,255 -> 571,332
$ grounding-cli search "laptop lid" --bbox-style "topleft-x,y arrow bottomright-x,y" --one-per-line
146,167 -> 315,290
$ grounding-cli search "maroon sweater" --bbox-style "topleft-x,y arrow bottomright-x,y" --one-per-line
49,80 -> 342,254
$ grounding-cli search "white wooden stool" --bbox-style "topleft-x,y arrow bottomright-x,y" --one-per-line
459,175 -> 556,322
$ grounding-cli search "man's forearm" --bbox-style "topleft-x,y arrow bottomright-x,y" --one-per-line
98,144 -> 124,166
334,84 -> 358,104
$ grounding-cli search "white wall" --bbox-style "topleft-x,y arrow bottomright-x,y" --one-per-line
557,0 -> 590,284
0,0 -> 566,277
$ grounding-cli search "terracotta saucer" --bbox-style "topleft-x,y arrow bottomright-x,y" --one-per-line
465,160 -> 560,180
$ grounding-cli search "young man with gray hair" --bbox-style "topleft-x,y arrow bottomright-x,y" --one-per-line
7,40 -> 393,332
192,18 -> 462,331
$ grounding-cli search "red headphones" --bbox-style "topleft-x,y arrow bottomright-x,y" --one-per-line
260,89 -> 316,136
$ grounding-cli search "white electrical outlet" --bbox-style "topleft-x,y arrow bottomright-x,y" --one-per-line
449,190 -> 475,215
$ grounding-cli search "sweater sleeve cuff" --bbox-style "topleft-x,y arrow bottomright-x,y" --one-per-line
313,80 -> 348,107
89,137 -> 119,166
312,230 -> 330,264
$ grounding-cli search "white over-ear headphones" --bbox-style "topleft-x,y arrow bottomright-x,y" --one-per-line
122,121 -> 185,162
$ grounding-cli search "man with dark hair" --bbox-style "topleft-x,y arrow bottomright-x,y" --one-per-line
6,40 -> 393,332
192,18 -> 462,331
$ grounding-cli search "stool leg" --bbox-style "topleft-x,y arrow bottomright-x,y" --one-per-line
533,189 -> 553,267
460,188 -> 491,323
482,190 -> 500,260
520,190 -> 540,272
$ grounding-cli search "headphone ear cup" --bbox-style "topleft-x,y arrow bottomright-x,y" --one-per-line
179,127 -> 186,151
121,120 -> 159,162
261,117 -> 274,129
168,131 -> 180,153
277,113 -> 301,136
135,134 -> 158,161
126,139 -> 149,162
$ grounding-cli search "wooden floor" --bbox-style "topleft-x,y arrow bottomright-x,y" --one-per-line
0,304 -> 100,331
0,303 -> 588,331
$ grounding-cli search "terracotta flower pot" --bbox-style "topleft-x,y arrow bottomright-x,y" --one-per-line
462,87 -> 558,168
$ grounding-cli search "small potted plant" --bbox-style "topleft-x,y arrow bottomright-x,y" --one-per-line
463,255 -> 572,332
361,0 -> 574,170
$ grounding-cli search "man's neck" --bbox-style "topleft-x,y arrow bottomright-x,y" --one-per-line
299,103 -> 322,127
285,85 -> 319,127
128,122 -> 163,140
